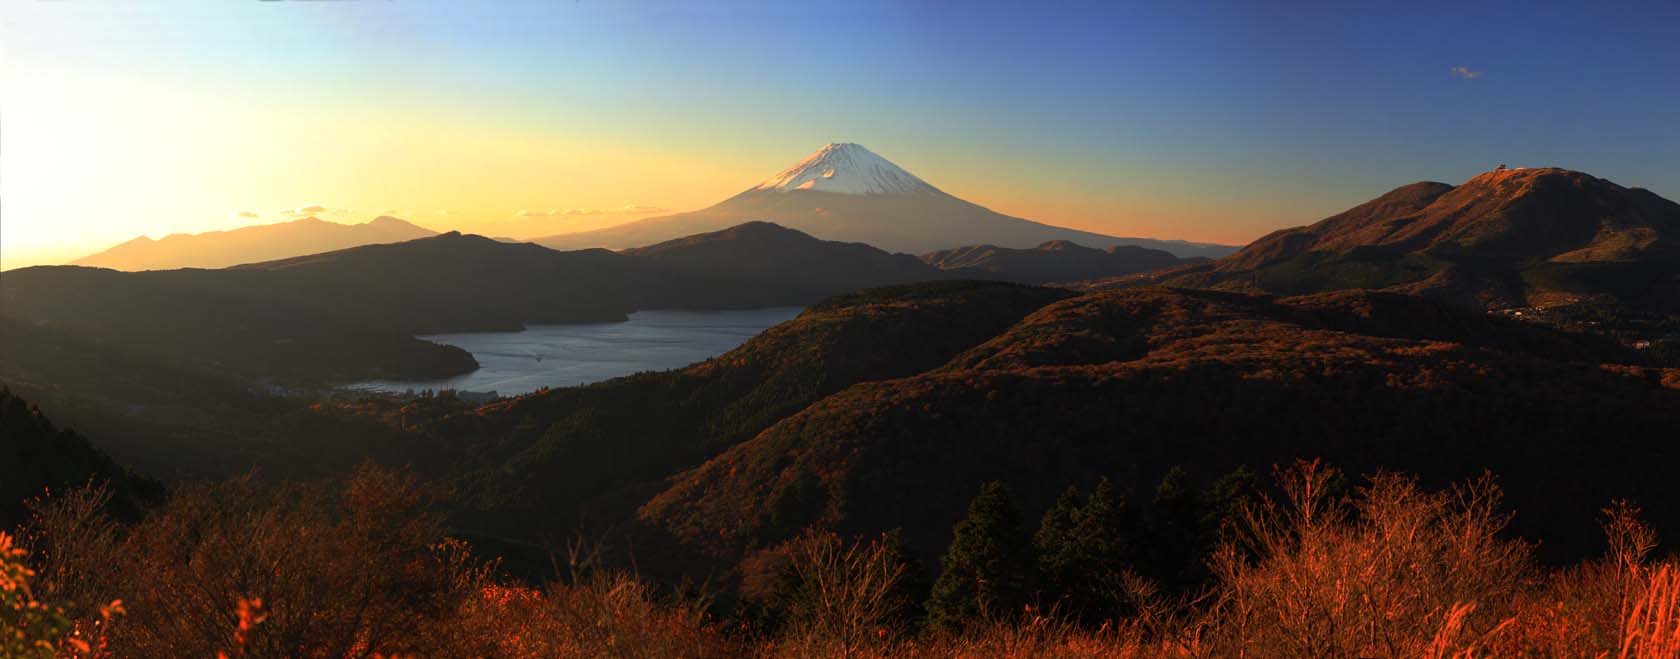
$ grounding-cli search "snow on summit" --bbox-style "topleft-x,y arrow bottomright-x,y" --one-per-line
753,143 -> 942,195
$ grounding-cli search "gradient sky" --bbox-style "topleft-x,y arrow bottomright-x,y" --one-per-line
3,0 -> 1678,269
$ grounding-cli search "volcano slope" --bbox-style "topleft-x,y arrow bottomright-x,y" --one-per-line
640,286 -> 1680,567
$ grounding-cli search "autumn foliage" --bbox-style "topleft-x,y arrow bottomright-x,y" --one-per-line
3,460 -> 1676,658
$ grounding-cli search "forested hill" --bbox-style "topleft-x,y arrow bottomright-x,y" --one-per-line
640,286 -> 1679,568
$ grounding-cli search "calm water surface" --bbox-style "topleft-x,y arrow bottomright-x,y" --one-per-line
350,307 -> 802,396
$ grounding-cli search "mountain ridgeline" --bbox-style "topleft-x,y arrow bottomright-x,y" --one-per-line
921,240 -> 1197,284
71,215 -> 439,271
1085,168 -> 1680,316
2,224 -> 972,388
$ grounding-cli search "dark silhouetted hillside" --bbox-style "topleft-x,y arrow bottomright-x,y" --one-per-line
921,240 -> 1194,284
626,222 -> 960,307
0,265 -> 478,384
4,223 -> 970,390
1,389 -> 162,528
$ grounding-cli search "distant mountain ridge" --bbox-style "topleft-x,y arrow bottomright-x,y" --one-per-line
71,216 -> 438,271
534,143 -> 1238,259
625,221 -> 951,307
3,222 -> 972,388
1081,167 -> 1680,314
921,240 -> 1196,284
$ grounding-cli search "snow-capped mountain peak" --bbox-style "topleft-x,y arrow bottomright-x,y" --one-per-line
753,143 -> 942,196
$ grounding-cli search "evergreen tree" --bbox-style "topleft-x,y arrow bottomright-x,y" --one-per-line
1036,478 -> 1139,624
1143,466 -> 1208,591
880,528 -> 930,631
1034,485 -> 1083,587
925,481 -> 1035,633
1203,465 -> 1261,538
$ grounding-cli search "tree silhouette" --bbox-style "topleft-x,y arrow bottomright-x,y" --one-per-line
1036,477 -> 1140,624
924,481 -> 1035,633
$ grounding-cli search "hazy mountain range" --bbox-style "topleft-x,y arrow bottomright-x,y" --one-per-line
71,216 -> 438,271
60,143 -> 1236,271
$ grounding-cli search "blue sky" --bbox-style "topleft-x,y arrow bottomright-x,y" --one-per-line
2,0 -> 1677,265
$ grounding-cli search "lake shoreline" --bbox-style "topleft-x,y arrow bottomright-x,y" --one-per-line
347,306 -> 803,397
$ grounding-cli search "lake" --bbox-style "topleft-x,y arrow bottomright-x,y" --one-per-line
350,307 -> 803,396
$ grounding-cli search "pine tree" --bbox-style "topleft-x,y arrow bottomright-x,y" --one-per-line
1034,485 -> 1083,588
1144,466 -> 1207,591
1203,465 -> 1261,540
924,481 -> 1035,633
880,528 -> 930,631
1036,478 -> 1138,624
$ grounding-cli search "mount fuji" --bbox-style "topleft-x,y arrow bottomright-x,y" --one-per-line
534,143 -> 1236,259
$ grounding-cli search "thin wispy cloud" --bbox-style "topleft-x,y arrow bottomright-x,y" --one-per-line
278,203 -> 354,217
238,211 -> 259,218
516,204 -> 669,217
1450,66 -> 1482,79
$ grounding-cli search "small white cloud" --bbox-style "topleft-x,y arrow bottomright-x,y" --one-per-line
381,209 -> 401,215
435,209 -> 450,215
1450,66 -> 1482,79
238,211 -> 259,218
514,209 -> 564,217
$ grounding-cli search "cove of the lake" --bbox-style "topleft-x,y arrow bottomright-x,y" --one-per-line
350,307 -> 803,396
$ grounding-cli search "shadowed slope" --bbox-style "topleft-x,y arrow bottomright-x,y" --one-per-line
1,389 -> 162,528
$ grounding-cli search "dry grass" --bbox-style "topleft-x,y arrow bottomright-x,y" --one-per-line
1194,460 -> 1530,658
1619,563 -> 1680,659
460,575 -> 736,658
